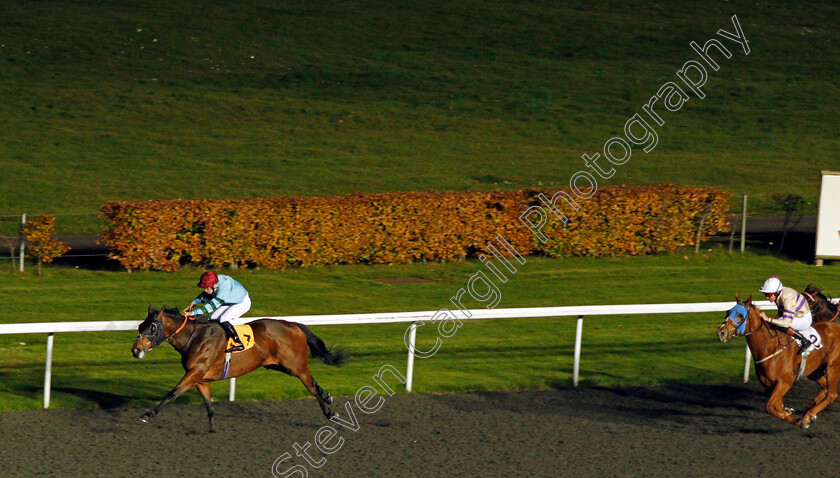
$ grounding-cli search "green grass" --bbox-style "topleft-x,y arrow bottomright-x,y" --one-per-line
1,0 -> 839,235
1,0 -> 838,413
1,248 -> 838,411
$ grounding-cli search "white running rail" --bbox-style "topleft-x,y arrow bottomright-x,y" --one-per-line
0,300 -> 825,408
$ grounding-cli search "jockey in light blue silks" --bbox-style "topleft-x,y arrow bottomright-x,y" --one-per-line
183,271 -> 251,352
758,276 -> 821,356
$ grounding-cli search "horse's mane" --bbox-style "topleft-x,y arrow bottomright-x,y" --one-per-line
159,307 -> 211,324
161,307 -> 184,319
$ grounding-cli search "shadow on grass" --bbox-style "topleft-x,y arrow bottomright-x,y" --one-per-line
25,386 -> 141,409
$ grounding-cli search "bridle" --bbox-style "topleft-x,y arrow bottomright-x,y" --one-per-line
723,302 -> 762,337
724,302 -> 796,364
137,312 -> 194,353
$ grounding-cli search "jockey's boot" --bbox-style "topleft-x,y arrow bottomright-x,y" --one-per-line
789,329 -> 815,357
220,321 -> 245,352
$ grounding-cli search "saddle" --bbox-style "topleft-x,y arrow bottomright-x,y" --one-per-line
226,324 -> 256,353
192,316 -> 256,353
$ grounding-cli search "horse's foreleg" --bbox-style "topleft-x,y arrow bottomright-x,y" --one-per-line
195,382 -> 216,433
139,369 -> 204,424
765,380 -> 797,425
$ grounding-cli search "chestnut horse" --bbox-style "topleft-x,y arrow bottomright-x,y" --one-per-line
132,306 -> 348,432
802,284 -> 840,323
717,295 -> 840,428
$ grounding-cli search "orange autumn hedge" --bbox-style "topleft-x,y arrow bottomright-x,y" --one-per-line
99,186 -> 730,271
538,186 -> 730,257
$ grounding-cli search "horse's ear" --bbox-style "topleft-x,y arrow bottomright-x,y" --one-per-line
745,295 -> 753,306
155,308 -> 165,318
148,304 -> 154,314
735,292 -> 741,303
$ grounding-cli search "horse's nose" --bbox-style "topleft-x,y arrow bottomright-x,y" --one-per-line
717,329 -> 728,343
132,347 -> 146,359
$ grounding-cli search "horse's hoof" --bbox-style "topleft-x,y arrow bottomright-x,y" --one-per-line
799,419 -> 812,430
325,393 -> 333,404
138,415 -> 151,424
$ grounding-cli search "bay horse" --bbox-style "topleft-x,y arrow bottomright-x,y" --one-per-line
802,284 -> 840,323
132,306 -> 348,432
717,294 -> 840,428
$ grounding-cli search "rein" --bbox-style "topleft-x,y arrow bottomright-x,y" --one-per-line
754,337 -> 797,364
167,314 -> 190,339
164,314 -> 196,349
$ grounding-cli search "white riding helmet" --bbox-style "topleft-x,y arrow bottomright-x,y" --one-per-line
759,276 -> 783,294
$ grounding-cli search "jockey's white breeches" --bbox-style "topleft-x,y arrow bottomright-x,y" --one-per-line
791,312 -> 821,348
211,294 -> 251,324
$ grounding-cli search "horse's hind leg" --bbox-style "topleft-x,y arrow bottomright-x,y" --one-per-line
312,377 -> 333,404
264,364 -> 335,419
800,364 -> 840,428
806,375 -> 828,409
196,382 -> 216,433
299,369 -> 335,419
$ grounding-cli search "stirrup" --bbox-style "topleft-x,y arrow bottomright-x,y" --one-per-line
226,342 -> 245,353
792,333 -> 813,355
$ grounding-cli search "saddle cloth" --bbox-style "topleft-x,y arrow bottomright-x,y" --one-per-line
227,324 -> 256,352
803,328 -> 822,351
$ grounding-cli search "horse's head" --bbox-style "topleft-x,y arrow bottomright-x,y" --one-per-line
718,294 -> 754,343
132,305 -> 168,359
803,284 -> 822,309
803,284 -> 838,323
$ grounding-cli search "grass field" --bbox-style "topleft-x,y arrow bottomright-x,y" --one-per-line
1,249 -> 837,411
1,0 -> 839,235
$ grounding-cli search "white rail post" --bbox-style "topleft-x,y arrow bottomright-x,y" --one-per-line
44,333 -> 54,408
229,377 -> 236,401
405,322 -> 418,392
573,315 -> 583,387
19,213 -> 26,273
743,345 -> 752,383
740,195 -> 747,253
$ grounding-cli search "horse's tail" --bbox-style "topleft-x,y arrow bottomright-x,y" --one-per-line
296,323 -> 349,366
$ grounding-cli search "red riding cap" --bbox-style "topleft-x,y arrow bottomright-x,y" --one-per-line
198,271 -> 218,288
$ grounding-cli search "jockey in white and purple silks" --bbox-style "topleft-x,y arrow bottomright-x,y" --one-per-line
758,276 -> 821,356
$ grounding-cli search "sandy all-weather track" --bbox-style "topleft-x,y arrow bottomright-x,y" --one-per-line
2,383 -> 840,477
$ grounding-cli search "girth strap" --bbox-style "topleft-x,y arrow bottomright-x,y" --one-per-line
222,352 -> 232,379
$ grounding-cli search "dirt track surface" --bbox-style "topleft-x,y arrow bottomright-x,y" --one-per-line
2,382 -> 840,478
